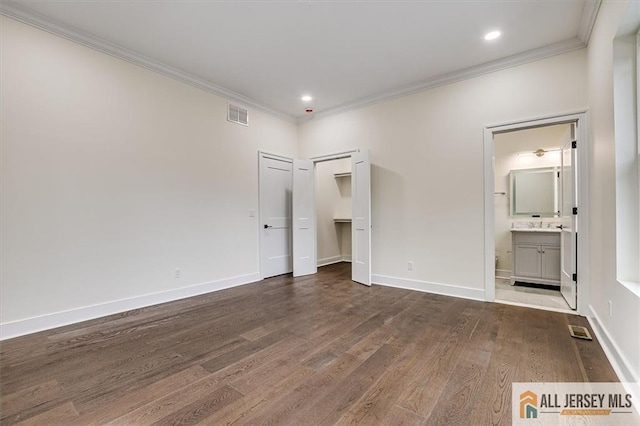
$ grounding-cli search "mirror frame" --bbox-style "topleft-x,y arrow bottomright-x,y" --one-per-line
509,167 -> 560,217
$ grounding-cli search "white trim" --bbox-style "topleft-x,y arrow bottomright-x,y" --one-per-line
484,126 -> 496,303
577,0 -> 602,44
0,3 -> 295,123
300,38 -> 586,124
317,255 -> 342,267
618,279 -> 640,298
588,305 -> 640,384
495,268 -> 512,279
372,275 -> 485,302
483,111 -> 590,315
0,273 -> 260,341
310,149 -> 359,163
495,299 -> 578,315
341,255 -> 352,263
258,150 -> 294,163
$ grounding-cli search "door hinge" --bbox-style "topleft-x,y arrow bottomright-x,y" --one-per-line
572,207 -> 578,215
572,273 -> 577,282
571,140 -> 577,149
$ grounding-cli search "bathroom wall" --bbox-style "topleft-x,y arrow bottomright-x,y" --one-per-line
315,158 -> 351,266
493,124 -> 571,275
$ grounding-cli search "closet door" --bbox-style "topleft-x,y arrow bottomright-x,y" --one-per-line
351,151 -> 371,286
292,159 -> 317,277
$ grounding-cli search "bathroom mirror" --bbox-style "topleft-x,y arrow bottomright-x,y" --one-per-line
510,167 -> 559,217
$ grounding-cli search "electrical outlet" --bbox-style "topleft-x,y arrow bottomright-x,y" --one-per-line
175,268 -> 181,279
609,301 -> 613,318
408,261 -> 414,271
249,209 -> 256,217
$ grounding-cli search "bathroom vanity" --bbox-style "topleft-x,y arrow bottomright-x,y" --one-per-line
510,229 -> 561,287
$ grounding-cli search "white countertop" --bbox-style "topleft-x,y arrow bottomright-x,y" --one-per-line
510,228 -> 561,233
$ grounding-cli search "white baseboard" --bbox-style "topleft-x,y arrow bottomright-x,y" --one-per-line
0,272 -> 261,341
372,274 -> 485,302
317,255 -> 342,267
341,255 -> 352,262
587,305 -> 640,385
496,268 -> 512,279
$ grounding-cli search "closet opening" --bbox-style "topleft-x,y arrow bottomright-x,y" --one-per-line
315,157 -> 353,276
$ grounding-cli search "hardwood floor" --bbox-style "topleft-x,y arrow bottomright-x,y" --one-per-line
0,263 -> 618,425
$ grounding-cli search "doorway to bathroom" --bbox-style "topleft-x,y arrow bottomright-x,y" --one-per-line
484,112 -> 588,314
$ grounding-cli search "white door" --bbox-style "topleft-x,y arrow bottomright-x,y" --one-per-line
259,154 -> 293,278
351,151 -> 372,286
292,159 -> 317,277
560,131 -> 578,309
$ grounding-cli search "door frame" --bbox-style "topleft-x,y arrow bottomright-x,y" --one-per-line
483,111 -> 589,315
309,149 -> 361,273
258,150 -> 294,280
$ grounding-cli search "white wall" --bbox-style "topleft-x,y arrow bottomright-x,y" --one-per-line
1,16 -> 298,335
494,124 -> 569,273
298,49 -> 588,300
315,158 -> 351,265
586,0 -> 640,384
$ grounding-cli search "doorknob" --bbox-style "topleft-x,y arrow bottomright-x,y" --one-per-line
556,225 -> 563,229
264,224 -> 272,229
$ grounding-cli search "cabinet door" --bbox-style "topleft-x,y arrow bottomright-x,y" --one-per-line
541,246 -> 561,281
514,244 -> 541,278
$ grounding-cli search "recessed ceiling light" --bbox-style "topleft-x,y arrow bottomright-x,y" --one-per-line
484,31 -> 501,41
301,95 -> 312,102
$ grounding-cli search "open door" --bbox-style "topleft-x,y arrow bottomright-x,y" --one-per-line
292,159 -> 317,277
351,151 -> 371,286
560,127 -> 578,309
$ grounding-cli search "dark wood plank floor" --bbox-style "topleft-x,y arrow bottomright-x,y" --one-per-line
0,263 -> 618,425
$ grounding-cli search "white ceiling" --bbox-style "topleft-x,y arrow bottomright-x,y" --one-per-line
2,1 -> 599,120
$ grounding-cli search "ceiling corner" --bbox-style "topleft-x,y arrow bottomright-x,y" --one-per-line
577,0 -> 602,44
0,1 -> 296,124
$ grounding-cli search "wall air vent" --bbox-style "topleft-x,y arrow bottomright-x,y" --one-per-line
228,103 -> 248,126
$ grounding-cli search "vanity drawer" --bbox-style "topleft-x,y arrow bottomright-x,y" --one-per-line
511,231 -> 560,247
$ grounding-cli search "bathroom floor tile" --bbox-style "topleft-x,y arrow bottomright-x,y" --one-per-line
495,280 -> 571,312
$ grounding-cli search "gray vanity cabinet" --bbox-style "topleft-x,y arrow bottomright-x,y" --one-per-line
510,230 -> 561,286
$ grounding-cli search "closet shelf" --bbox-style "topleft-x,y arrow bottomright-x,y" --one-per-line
333,218 -> 352,223
333,172 -> 351,178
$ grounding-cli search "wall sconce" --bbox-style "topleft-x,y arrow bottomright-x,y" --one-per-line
517,148 -> 560,158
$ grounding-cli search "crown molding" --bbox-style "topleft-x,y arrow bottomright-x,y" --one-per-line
298,37 -> 586,124
2,1 -> 595,127
0,2 -> 296,123
577,0 -> 602,44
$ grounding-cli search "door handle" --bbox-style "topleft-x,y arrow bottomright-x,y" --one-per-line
264,224 -> 272,229
556,225 -> 563,229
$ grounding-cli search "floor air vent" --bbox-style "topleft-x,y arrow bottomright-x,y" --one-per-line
568,324 -> 592,340
228,103 -> 248,126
